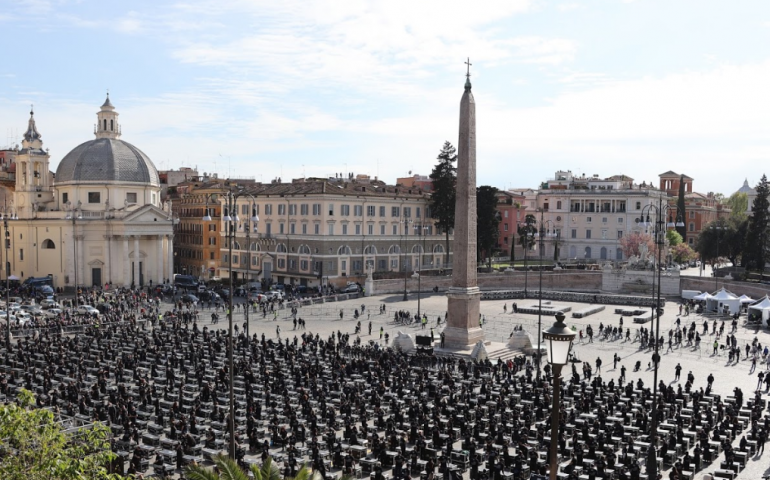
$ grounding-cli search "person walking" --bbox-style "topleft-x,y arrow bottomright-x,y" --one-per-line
379,326 -> 384,340
620,365 -> 626,384
675,363 -> 682,382
757,371 -> 765,391
595,357 -> 602,374
613,353 -> 619,370
276,324 -> 281,339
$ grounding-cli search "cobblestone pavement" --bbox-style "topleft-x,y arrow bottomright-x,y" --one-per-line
212,291 -> 770,480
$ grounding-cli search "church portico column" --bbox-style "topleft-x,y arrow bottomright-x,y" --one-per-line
167,235 -> 174,283
156,235 -> 163,285
133,235 -> 140,287
103,235 -> 111,286
123,236 -> 130,286
76,235 -> 84,289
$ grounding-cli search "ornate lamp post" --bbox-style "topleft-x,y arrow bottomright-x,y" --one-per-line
543,312 -> 576,480
2,211 -> 15,363
65,204 -> 81,307
709,222 -> 724,291
535,214 -> 556,381
639,196 -> 684,480
203,190 -> 252,460
400,214 -> 413,302
414,224 -> 429,318
240,199 -> 258,355
518,215 -> 537,296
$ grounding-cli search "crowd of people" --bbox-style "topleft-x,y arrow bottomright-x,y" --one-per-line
0,287 -> 768,480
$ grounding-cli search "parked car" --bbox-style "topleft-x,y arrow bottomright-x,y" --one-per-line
20,305 -> 43,316
76,305 -> 100,317
15,311 -> 32,325
263,290 -> 284,301
215,288 -> 231,299
40,299 -> 60,309
199,291 -> 221,303
180,294 -> 199,304
96,303 -> 113,314
45,308 -> 63,319
340,284 -> 360,294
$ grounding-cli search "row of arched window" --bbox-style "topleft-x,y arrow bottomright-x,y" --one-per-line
228,242 -> 446,255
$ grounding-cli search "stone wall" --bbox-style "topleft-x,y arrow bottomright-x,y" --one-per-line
601,269 -> 680,296
371,271 -> 602,295
681,277 -> 770,299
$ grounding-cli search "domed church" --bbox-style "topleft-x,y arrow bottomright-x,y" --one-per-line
8,95 -> 175,289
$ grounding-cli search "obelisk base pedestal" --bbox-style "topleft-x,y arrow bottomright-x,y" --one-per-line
444,286 -> 484,348
442,326 -> 485,348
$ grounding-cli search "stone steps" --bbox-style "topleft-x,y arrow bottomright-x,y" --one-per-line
486,346 -> 525,362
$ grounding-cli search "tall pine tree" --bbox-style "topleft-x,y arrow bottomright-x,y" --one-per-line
744,174 -> 770,277
429,142 -> 457,266
476,185 -> 500,266
676,174 -> 687,242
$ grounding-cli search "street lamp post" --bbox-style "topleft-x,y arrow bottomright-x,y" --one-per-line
536,214 -> 556,382
400,215 -> 412,302
711,223 -> 724,291
518,216 -> 536,296
3,213 -> 11,363
202,191 -> 243,461
65,204 -> 81,307
241,202 -> 258,357
414,224 -> 428,318
639,196 -> 684,480
543,312 -> 576,480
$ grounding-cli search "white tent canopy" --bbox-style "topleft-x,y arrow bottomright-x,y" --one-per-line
748,296 -> 770,323
739,294 -> 755,304
706,288 -> 741,315
693,292 -> 712,301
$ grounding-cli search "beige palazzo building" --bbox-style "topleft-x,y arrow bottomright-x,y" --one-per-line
5,96 -> 175,289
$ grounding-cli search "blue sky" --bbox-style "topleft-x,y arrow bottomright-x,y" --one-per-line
1,0 -> 769,195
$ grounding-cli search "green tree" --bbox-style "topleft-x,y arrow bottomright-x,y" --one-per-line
726,191 -> 748,223
698,218 -> 747,269
676,174 -> 687,242
671,243 -> 697,264
517,214 -> 537,262
185,454 -> 342,480
0,389 -> 125,480
476,185 -> 500,266
744,175 -> 770,278
429,141 -> 457,266
666,229 -> 683,247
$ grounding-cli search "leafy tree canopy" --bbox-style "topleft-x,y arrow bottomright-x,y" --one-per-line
666,229 -> 683,247
476,185 -> 500,264
744,174 -> 770,272
429,141 -> 457,264
0,389 -> 125,480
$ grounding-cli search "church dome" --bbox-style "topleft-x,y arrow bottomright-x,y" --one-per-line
55,138 -> 159,186
54,94 -> 160,187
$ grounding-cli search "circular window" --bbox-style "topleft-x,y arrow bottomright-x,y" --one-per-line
556,216 -> 562,222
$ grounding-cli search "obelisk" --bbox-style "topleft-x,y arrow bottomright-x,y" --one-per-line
443,59 -> 484,348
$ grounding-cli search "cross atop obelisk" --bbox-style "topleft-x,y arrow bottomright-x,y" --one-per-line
443,61 -> 484,349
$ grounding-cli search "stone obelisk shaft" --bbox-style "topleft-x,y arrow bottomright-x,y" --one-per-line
444,77 -> 484,348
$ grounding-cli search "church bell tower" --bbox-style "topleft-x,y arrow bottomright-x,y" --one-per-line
14,107 -> 53,219
95,93 -> 121,139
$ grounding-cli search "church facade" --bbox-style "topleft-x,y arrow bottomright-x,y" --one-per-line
6,96 -> 175,289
